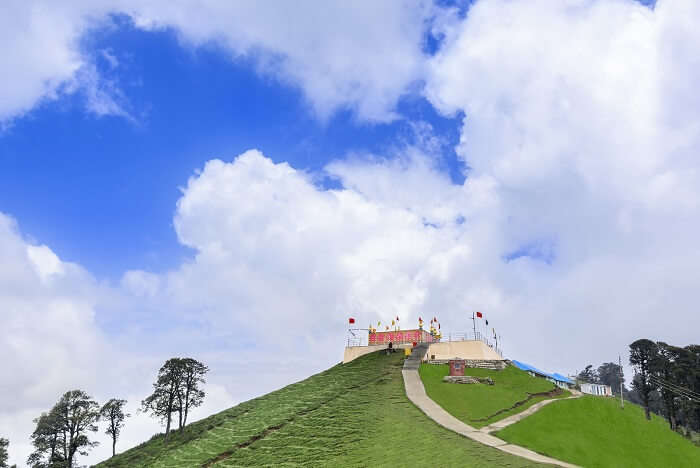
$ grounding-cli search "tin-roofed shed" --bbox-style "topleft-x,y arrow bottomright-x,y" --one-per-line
512,360 -> 574,389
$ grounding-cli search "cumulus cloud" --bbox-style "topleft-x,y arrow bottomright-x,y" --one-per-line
0,211 -> 240,467
423,0 -> 700,362
125,0 -> 433,121
1,0 -> 436,124
116,0 -> 700,405
153,149 -> 468,342
0,213 -> 106,465
6,0 -> 700,465
0,1 -> 126,124
0,1 -> 85,122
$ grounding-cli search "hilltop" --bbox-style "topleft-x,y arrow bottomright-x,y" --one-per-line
96,352 -> 542,467
96,350 -> 700,467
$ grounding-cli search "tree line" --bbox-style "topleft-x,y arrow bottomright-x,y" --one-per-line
14,357 -> 208,468
575,361 -> 625,394
0,437 -> 15,468
629,339 -> 700,435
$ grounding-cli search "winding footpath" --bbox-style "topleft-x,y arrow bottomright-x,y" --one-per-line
402,344 -> 581,468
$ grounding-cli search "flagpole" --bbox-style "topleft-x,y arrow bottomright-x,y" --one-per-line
472,312 -> 476,340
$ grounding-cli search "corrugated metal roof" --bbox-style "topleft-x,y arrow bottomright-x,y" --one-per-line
551,373 -> 575,385
512,360 -> 573,384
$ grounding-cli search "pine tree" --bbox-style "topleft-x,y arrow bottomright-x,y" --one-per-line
629,339 -> 659,420
100,399 -> 130,457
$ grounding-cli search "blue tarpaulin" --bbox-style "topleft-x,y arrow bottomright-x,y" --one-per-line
512,360 -> 574,385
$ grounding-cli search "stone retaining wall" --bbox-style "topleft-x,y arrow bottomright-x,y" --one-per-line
425,359 -> 509,370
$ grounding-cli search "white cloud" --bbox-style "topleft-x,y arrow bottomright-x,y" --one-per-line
125,0 -> 433,122
0,212 -> 236,467
1,0 -> 436,124
26,244 -> 65,281
6,0 -> 700,465
0,213 -> 106,466
0,1 -> 120,124
166,149 -> 463,336
423,0 -> 700,365
121,269 -> 161,298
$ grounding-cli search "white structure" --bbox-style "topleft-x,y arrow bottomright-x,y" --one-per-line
580,382 -> 613,396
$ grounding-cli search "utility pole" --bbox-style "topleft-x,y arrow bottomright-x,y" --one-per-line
619,355 -> 624,409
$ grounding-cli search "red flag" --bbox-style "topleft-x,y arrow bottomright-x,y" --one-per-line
348,317 -> 355,324
476,312 -> 483,318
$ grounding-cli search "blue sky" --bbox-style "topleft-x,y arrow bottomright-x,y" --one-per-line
0,15 -> 463,279
4,1 -> 697,466
0,0 -> 659,280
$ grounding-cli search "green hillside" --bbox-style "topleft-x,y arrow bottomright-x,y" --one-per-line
495,395 -> 700,468
97,352 -> 543,467
419,363 -> 570,428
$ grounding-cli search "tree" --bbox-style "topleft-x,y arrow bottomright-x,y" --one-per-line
176,358 -> 209,431
28,390 -> 100,468
142,358 -> 210,436
630,339 -> 659,420
597,362 -> 625,395
0,438 -> 16,468
100,399 -> 130,457
652,342 -> 685,430
28,407 -> 66,468
58,390 -> 101,468
0,437 -> 9,468
142,358 -> 184,438
685,345 -> 700,431
577,364 -> 597,383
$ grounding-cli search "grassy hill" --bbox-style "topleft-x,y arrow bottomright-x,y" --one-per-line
97,352 -> 543,467
419,363 -> 570,428
495,395 -> 700,468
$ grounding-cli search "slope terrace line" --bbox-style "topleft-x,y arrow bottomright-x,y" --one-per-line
479,389 -> 582,434
200,370 -> 393,467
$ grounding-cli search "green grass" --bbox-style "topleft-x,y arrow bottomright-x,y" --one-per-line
419,363 -> 569,428
496,396 -> 700,468
97,352 -> 544,467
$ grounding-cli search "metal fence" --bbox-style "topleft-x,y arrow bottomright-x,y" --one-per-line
465,331 -> 503,357
346,336 -> 366,347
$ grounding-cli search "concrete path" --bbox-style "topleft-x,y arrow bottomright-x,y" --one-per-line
402,345 -> 579,468
479,389 -> 582,434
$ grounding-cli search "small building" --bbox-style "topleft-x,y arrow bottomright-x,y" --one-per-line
512,360 -> 574,389
580,382 -> 613,396
551,373 -> 575,389
449,359 -> 466,376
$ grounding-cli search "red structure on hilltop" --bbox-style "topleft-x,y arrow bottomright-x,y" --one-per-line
368,329 -> 437,345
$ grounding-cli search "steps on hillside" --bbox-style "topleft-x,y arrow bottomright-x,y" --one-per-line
404,343 -> 429,370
